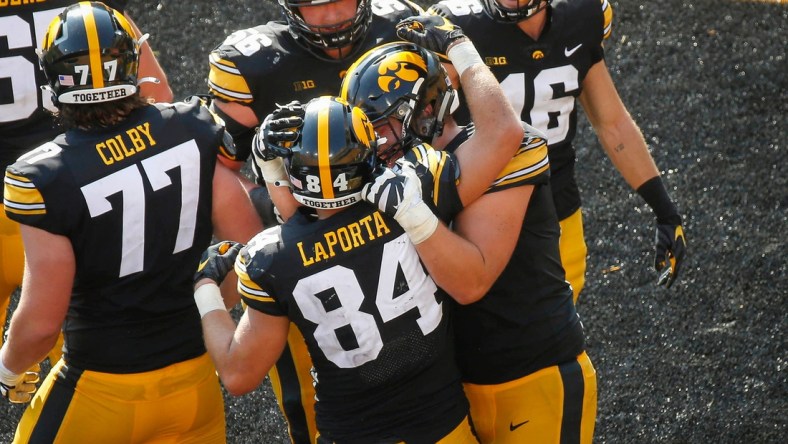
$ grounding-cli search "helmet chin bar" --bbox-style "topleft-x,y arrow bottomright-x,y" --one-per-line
484,0 -> 551,23
281,0 -> 372,61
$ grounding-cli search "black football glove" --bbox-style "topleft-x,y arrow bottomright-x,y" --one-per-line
255,100 -> 304,161
251,101 -> 304,185
654,219 -> 687,288
0,363 -> 40,404
396,15 -> 466,57
194,241 -> 243,286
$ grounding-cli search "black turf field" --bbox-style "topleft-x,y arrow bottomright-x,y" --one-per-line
1,1 -> 785,442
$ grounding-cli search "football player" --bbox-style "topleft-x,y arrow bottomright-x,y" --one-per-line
195,96 -> 482,443
0,0 -> 173,369
206,2 -> 430,442
0,3 -> 260,441
207,0 -> 424,182
336,19 -> 598,442
430,0 -> 688,301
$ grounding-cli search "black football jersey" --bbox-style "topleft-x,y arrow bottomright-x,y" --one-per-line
3,98 -> 229,373
0,0 -> 128,169
207,0 -> 423,161
444,122 -> 584,384
432,0 -> 613,219
235,149 -> 467,442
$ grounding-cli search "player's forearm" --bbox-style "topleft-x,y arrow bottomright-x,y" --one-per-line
266,182 -> 300,222
2,314 -> 59,373
4,227 -> 74,372
126,14 -> 174,103
196,284 -> 253,395
597,115 -> 661,190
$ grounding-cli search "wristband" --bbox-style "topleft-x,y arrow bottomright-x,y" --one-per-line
446,41 -> 484,77
636,176 -> 680,224
194,283 -> 227,318
0,348 -> 20,385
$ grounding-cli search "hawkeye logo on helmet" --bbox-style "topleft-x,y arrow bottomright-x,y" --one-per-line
378,52 -> 427,93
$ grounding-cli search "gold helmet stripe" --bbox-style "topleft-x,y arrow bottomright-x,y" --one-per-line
42,15 -> 62,49
80,2 -> 105,89
111,9 -> 136,39
317,99 -> 335,200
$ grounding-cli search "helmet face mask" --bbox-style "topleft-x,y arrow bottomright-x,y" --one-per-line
287,96 -> 378,210
39,2 -> 141,105
340,42 -> 457,162
482,0 -> 551,23
278,0 -> 372,60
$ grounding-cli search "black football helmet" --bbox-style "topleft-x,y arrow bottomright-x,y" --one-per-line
39,2 -> 140,105
482,0 -> 551,23
278,0 -> 372,60
287,96 -> 377,209
340,42 -> 457,160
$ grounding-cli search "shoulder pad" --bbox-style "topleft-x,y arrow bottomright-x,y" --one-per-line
3,143 -> 63,223
208,49 -> 254,103
235,227 -> 282,304
488,133 -> 550,191
207,25 -> 285,103
601,0 -> 613,40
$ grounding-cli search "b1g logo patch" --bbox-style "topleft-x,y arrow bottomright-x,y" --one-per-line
293,80 -> 316,92
485,56 -> 508,66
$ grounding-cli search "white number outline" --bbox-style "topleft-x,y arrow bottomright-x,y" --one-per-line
291,233 -> 442,368
500,65 -> 579,145
80,141 -> 202,277
222,29 -> 273,57
0,8 -> 66,122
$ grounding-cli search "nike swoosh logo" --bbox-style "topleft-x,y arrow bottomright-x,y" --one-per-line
565,43 -> 583,57
509,419 -> 529,431
197,258 -> 209,272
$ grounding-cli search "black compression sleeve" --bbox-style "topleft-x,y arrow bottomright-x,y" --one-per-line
636,176 -> 681,224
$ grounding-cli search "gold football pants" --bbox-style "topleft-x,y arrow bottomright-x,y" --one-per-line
559,209 -> 588,304
315,415 -> 479,444
13,353 -> 225,443
463,352 -> 597,444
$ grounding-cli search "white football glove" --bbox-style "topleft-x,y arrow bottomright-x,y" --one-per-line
0,358 -> 40,404
361,160 -> 438,244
